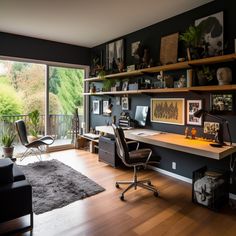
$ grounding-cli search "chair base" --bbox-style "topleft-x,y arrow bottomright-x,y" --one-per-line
116,178 -> 159,201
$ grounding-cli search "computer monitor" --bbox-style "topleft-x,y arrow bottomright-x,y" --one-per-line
134,106 -> 149,127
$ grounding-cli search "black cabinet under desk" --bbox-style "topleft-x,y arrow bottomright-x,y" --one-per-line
98,135 -> 121,167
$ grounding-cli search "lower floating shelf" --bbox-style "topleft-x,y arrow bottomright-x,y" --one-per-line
83,84 -> 236,96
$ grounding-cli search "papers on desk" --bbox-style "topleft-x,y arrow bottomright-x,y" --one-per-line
130,130 -> 163,136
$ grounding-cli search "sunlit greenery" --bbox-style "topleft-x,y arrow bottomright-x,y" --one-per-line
0,60 -> 84,116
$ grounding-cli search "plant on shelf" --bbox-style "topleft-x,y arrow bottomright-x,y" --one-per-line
196,65 -> 215,86
103,79 -> 115,92
1,128 -> 16,158
28,109 -> 40,140
179,25 -> 204,60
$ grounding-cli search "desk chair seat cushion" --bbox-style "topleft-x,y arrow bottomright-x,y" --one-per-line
127,148 -> 153,164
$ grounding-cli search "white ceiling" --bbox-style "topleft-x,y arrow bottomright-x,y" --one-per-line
0,0 -> 213,48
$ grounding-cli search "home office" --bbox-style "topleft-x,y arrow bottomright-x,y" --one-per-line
1,0 -> 236,235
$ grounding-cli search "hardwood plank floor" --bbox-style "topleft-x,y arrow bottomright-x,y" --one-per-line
0,149 -> 236,236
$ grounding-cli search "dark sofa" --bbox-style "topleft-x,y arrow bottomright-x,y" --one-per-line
0,158 -> 33,232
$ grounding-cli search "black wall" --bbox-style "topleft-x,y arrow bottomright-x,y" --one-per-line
90,0 -> 236,193
0,32 -> 91,65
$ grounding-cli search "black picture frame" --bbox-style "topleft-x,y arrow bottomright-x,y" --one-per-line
122,81 -> 129,91
106,39 -> 124,71
121,97 -> 129,110
210,93 -> 234,114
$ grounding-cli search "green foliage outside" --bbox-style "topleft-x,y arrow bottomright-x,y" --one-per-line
49,67 -> 84,115
0,84 -> 23,116
0,60 -> 84,117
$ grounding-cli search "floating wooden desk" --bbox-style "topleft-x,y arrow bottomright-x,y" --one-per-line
95,126 -> 236,160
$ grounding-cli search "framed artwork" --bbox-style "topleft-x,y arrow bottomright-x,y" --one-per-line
160,32 -> 179,65
131,41 -> 140,56
195,11 -> 223,56
186,100 -> 202,126
204,122 -> 220,135
115,96 -> 121,106
210,94 -> 233,113
121,97 -> 129,110
122,81 -> 129,91
106,39 -> 124,70
102,100 -> 109,115
150,98 -> 185,125
92,100 -> 100,114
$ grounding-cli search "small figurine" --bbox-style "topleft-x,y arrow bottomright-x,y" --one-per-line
185,127 -> 189,138
191,128 -> 197,139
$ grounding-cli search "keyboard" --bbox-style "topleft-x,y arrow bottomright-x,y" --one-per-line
121,127 -> 133,130
83,133 -> 100,139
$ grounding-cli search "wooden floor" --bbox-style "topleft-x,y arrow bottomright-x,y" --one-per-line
1,149 -> 236,236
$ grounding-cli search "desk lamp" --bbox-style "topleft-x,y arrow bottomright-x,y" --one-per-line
194,109 -> 232,147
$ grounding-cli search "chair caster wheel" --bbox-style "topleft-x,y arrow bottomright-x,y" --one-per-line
154,192 -> 159,197
116,183 -> 120,188
120,195 -> 125,201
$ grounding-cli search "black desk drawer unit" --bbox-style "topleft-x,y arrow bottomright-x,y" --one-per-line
99,136 -> 120,167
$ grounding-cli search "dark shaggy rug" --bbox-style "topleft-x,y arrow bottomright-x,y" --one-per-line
18,160 -> 105,214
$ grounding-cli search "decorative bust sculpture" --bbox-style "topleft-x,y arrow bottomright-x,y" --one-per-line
216,67 -> 232,85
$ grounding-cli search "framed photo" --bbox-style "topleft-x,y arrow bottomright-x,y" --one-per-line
186,100 -> 202,126
122,81 -> 129,91
150,98 -> 185,125
102,100 -> 109,115
115,96 -> 121,106
131,41 -> 140,56
195,11 -> 223,56
210,94 -> 233,113
204,122 -> 220,135
106,39 -> 124,70
160,32 -> 179,65
121,97 -> 129,110
92,100 -> 100,115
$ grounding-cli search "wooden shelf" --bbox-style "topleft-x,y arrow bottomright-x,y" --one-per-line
85,53 -> 236,82
84,84 -> 236,96
141,61 -> 190,73
84,90 -> 142,96
189,84 -> 236,92
140,87 -> 189,93
188,53 -> 236,66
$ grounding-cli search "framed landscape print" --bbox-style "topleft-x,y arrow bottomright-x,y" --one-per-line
150,98 -> 185,125
186,100 -> 202,126
92,100 -> 100,115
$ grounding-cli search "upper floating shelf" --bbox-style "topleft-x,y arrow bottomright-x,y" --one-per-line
84,53 -> 236,82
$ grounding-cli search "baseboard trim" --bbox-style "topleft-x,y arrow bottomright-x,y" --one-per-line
149,166 -> 236,200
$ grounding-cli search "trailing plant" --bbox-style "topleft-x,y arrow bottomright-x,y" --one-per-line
28,109 -> 40,137
1,128 -> 15,147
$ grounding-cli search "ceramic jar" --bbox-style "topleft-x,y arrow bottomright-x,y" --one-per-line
216,67 -> 232,85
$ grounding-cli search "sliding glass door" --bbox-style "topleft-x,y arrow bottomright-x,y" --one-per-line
0,58 -> 85,155
48,66 -> 85,148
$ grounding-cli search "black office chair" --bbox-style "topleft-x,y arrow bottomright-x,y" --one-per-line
15,120 -> 54,161
112,124 -> 159,200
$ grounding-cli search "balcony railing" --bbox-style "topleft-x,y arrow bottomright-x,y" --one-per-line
0,114 -> 83,142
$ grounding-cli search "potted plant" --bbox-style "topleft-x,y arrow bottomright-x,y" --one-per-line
196,65 -> 215,86
179,25 -> 204,60
28,109 -> 40,142
1,128 -> 15,158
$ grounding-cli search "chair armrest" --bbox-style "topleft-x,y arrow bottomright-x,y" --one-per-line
0,180 -> 32,223
126,140 -> 139,150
